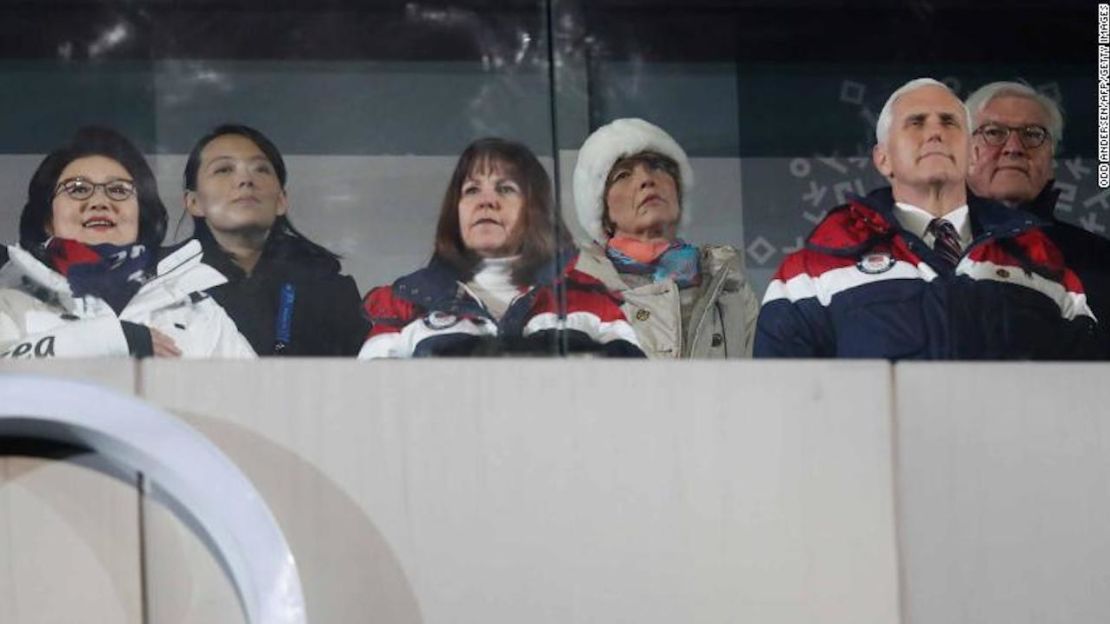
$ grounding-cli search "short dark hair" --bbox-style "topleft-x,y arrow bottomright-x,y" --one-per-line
600,151 -> 682,238
183,123 -> 337,261
434,137 -> 570,286
20,126 -> 168,252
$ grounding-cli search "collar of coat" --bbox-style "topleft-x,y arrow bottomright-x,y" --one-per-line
1017,180 -> 1061,224
576,242 -> 742,295
805,186 -> 1047,257
196,226 -> 342,282
390,249 -> 582,309
388,248 -> 611,337
1,239 -> 229,314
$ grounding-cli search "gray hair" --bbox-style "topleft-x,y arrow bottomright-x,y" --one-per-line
875,77 -> 971,145
965,81 -> 1063,150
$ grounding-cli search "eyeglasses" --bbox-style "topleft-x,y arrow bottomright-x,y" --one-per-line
973,123 -> 1051,149
54,177 -> 137,201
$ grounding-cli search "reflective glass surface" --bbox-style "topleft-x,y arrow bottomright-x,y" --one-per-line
0,0 -> 1099,359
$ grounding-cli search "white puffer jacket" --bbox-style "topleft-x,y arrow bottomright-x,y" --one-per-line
0,240 -> 255,359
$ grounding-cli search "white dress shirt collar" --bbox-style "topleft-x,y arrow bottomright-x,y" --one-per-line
892,202 -> 972,249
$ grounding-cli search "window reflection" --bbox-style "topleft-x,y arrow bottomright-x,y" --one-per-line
0,1 -> 1099,360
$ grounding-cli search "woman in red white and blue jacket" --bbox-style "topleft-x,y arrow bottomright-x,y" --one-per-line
358,138 -> 643,358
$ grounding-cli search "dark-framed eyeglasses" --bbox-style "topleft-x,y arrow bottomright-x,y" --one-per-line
973,123 -> 1050,149
54,177 -> 137,201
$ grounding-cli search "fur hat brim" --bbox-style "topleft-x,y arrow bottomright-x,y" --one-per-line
571,118 -> 694,243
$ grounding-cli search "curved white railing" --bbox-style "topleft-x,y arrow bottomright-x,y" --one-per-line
0,374 -> 306,624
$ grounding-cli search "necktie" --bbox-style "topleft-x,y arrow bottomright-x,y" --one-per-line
927,218 -> 962,267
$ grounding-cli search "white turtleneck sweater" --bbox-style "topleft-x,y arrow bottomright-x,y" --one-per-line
464,257 -> 521,320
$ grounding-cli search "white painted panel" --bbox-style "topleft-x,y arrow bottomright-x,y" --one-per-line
0,456 -> 141,624
895,362 -> 1110,624
141,359 -> 900,624
0,358 -> 136,395
0,155 -> 37,250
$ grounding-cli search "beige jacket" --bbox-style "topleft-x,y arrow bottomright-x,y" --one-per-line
575,244 -> 759,358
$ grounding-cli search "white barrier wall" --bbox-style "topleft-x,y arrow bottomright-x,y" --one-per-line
895,363 -> 1110,624
145,360 -> 901,624
2,360 -> 1109,623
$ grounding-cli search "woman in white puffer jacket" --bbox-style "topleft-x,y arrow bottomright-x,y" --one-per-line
0,126 -> 254,359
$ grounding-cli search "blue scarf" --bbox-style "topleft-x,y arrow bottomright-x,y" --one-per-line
605,239 -> 702,288
46,238 -> 151,315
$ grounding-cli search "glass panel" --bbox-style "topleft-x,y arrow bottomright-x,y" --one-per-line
553,0 -> 1098,359
0,0 -> 563,358
0,1 -> 1099,361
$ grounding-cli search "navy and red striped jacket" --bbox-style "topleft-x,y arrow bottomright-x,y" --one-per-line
754,187 -> 1100,360
358,253 -> 644,358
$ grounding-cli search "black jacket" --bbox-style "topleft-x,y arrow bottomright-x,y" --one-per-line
198,231 -> 368,356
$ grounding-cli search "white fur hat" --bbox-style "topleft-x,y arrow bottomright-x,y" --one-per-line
572,118 -> 694,243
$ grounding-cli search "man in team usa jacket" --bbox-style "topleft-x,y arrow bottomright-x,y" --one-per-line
755,78 -> 1100,360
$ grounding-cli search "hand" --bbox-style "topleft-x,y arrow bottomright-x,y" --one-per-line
150,327 -> 182,358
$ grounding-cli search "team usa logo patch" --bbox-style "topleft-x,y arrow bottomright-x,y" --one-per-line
423,311 -> 459,329
856,251 -> 895,274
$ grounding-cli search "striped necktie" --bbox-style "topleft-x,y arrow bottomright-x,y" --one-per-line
927,218 -> 962,267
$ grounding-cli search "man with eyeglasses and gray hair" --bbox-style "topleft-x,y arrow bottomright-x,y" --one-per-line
755,77 -> 1100,359
966,81 -> 1110,351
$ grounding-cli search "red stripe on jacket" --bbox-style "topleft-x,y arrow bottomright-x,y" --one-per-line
966,229 -> 1087,294
772,202 -> 925,283
525,269 -> 629,323
362,286 -> 415,339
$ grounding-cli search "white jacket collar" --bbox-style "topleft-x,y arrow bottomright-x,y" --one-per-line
2,244 -> 72,296
146,240 -> 226,292
125,240 -> 229,316
1,239 -> 228,316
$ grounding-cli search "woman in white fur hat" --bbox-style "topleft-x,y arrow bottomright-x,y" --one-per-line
572,118 -> 759,358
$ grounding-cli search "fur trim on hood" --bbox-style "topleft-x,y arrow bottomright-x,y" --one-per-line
572,118 -> 694,243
